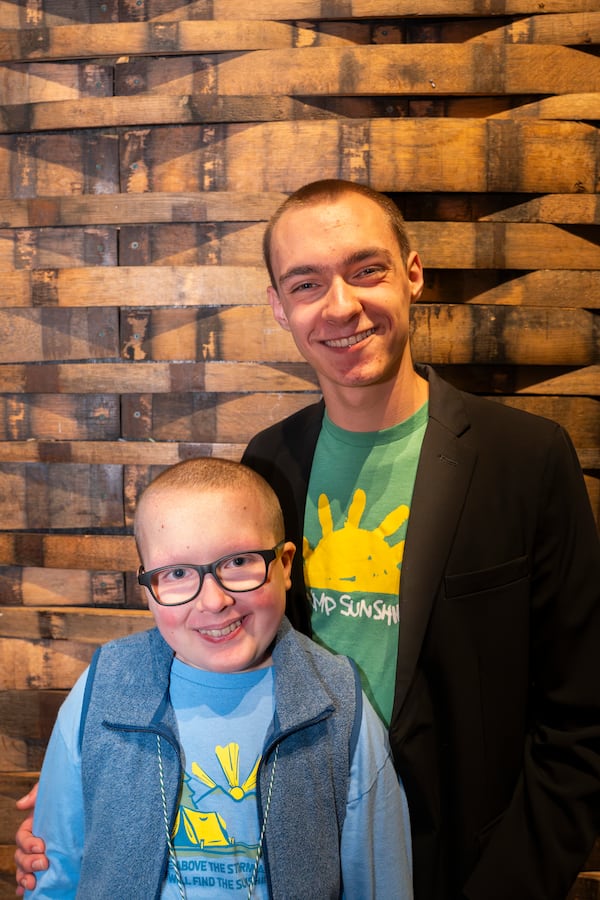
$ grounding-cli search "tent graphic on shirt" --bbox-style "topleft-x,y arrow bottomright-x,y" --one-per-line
304,489 -> 408,593
173,806 -> 233,848
172,742 -> 262,854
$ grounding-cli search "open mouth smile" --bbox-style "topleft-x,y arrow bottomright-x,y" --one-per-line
323,327 -> 375,349
197,618 -> 243,639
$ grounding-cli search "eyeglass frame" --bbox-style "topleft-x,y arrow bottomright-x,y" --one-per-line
137,540 -> 286,606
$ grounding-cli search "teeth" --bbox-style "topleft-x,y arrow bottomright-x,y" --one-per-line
325,328 -> 375,349
198,620 -> 241,638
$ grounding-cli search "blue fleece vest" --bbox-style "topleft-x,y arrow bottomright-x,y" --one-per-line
77,620 -> 361,899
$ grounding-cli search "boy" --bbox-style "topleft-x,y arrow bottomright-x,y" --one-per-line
25,457 -> 413,899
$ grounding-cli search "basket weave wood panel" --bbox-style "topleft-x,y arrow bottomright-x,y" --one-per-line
0,2 -> 598,895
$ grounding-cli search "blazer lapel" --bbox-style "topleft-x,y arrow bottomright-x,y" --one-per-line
393,368 -> 477,715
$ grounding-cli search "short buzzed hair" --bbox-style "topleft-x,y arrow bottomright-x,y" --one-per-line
263,179 -> 412,287
134,457 -> 285,545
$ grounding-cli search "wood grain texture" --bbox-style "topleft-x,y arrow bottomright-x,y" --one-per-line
0,2 -> 598,894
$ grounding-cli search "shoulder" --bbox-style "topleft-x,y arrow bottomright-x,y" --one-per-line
243,400 -> 324,459
426,364 -> 565,448
273,618 -> 360,710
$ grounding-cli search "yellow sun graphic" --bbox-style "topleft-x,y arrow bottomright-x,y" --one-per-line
192,742 -> 260,802
304,489 -> 408,595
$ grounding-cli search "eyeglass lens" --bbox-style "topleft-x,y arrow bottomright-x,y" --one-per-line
149,552 -> 269,604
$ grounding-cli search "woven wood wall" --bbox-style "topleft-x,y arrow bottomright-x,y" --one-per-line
0,1 -> 599,895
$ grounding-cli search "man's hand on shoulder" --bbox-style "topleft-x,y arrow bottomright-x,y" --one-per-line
14,784 -> 48,895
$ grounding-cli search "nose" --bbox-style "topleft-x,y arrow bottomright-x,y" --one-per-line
194,574 -> 234,613
323,277 -> 362,321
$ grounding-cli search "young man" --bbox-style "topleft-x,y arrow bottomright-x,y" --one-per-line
16,181 -> 600,899
23,457 -> 412,898
242,181 -> 600,899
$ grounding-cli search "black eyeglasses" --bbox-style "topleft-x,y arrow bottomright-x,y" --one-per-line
137,541 -> 285,606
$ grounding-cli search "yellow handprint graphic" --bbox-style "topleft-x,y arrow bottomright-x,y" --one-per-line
304,489 -> 408,595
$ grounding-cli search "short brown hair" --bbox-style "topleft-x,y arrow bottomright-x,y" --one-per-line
134,457 -> 285,546
263,179 -> 411,287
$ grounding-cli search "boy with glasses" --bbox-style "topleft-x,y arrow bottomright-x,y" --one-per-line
24,457 -> 412,899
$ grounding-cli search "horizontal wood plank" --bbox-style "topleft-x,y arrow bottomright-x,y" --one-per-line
0,118 -> 597,199
0,463 -> 125,529
494,93 -> 600,120
0,362 -> 318,393
0,21 -> 361,64
1,192 -> 599,228
1,1 -> 598,29
0,607 -> 151,642
0,567 -> 128,608
0,303 -> 596,366
0,637 -> 95,690
0,309 -> 119,363
463,11 -> 600,44
115,305 -> 599,365
0,440 -> 247,465
0,364 -> 596,399
2,267 -> 599,310
3,222 -> 598,271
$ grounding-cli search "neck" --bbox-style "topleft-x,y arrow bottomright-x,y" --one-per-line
321,363 -> 429,432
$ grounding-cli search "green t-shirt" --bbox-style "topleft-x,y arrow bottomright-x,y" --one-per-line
304,404 -> 427,725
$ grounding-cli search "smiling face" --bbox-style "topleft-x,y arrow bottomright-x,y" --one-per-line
136,485 -> 294,673
267,192 -> 424,411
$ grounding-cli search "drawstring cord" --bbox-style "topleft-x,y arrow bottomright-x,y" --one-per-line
157,734 -> 279,900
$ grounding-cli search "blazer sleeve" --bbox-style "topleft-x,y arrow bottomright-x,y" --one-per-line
463,424 -> 600,900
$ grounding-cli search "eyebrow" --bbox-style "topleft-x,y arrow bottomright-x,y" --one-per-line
278,247 -> 394,287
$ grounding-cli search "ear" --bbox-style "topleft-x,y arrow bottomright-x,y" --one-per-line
280,541 -> 296,590
267,285 -> 291,332
407,251 -> 425,303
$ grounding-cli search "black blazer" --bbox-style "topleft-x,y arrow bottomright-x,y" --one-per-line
243,365 -> 600,900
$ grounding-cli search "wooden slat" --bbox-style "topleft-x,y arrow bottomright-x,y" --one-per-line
479,195 -> 600,224
0,607 -> 151,642
0,21 -> 360,64
2,12 -> 599,66
118,391 -> 599,444
0,304 -> 595,365
0,637 -> 96,690
0,567 -> 128,608
0,192 -> 285,227
0,440 -> 247,465
0,773 -> 41,845
4,221 -> 596,271
0,534 -> 138,571
0,61 -> 112,104
1,192 -> 598,228
494,93 -> 600,119
0,226 -> 117,267
464,11 -> 600,43
2,267 -> 599,310
113,305 -> 598,365
0,266 -> 267,308
120,391 -> 313,442
423,271 -> 600,309
0,395 -> 120,439
0,362 -> 318,393
436,365 -> 600,397
0,689 -> 65,770
1,0 -> 598,29
0,309 -> 119,363
0,364 -> 596,398
0,463 -> 124,529
0,118 -> 597,197
0,131 -> 119,196
210,45 -> 600,96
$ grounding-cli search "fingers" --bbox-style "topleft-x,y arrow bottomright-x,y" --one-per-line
15,782 -> 39,811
